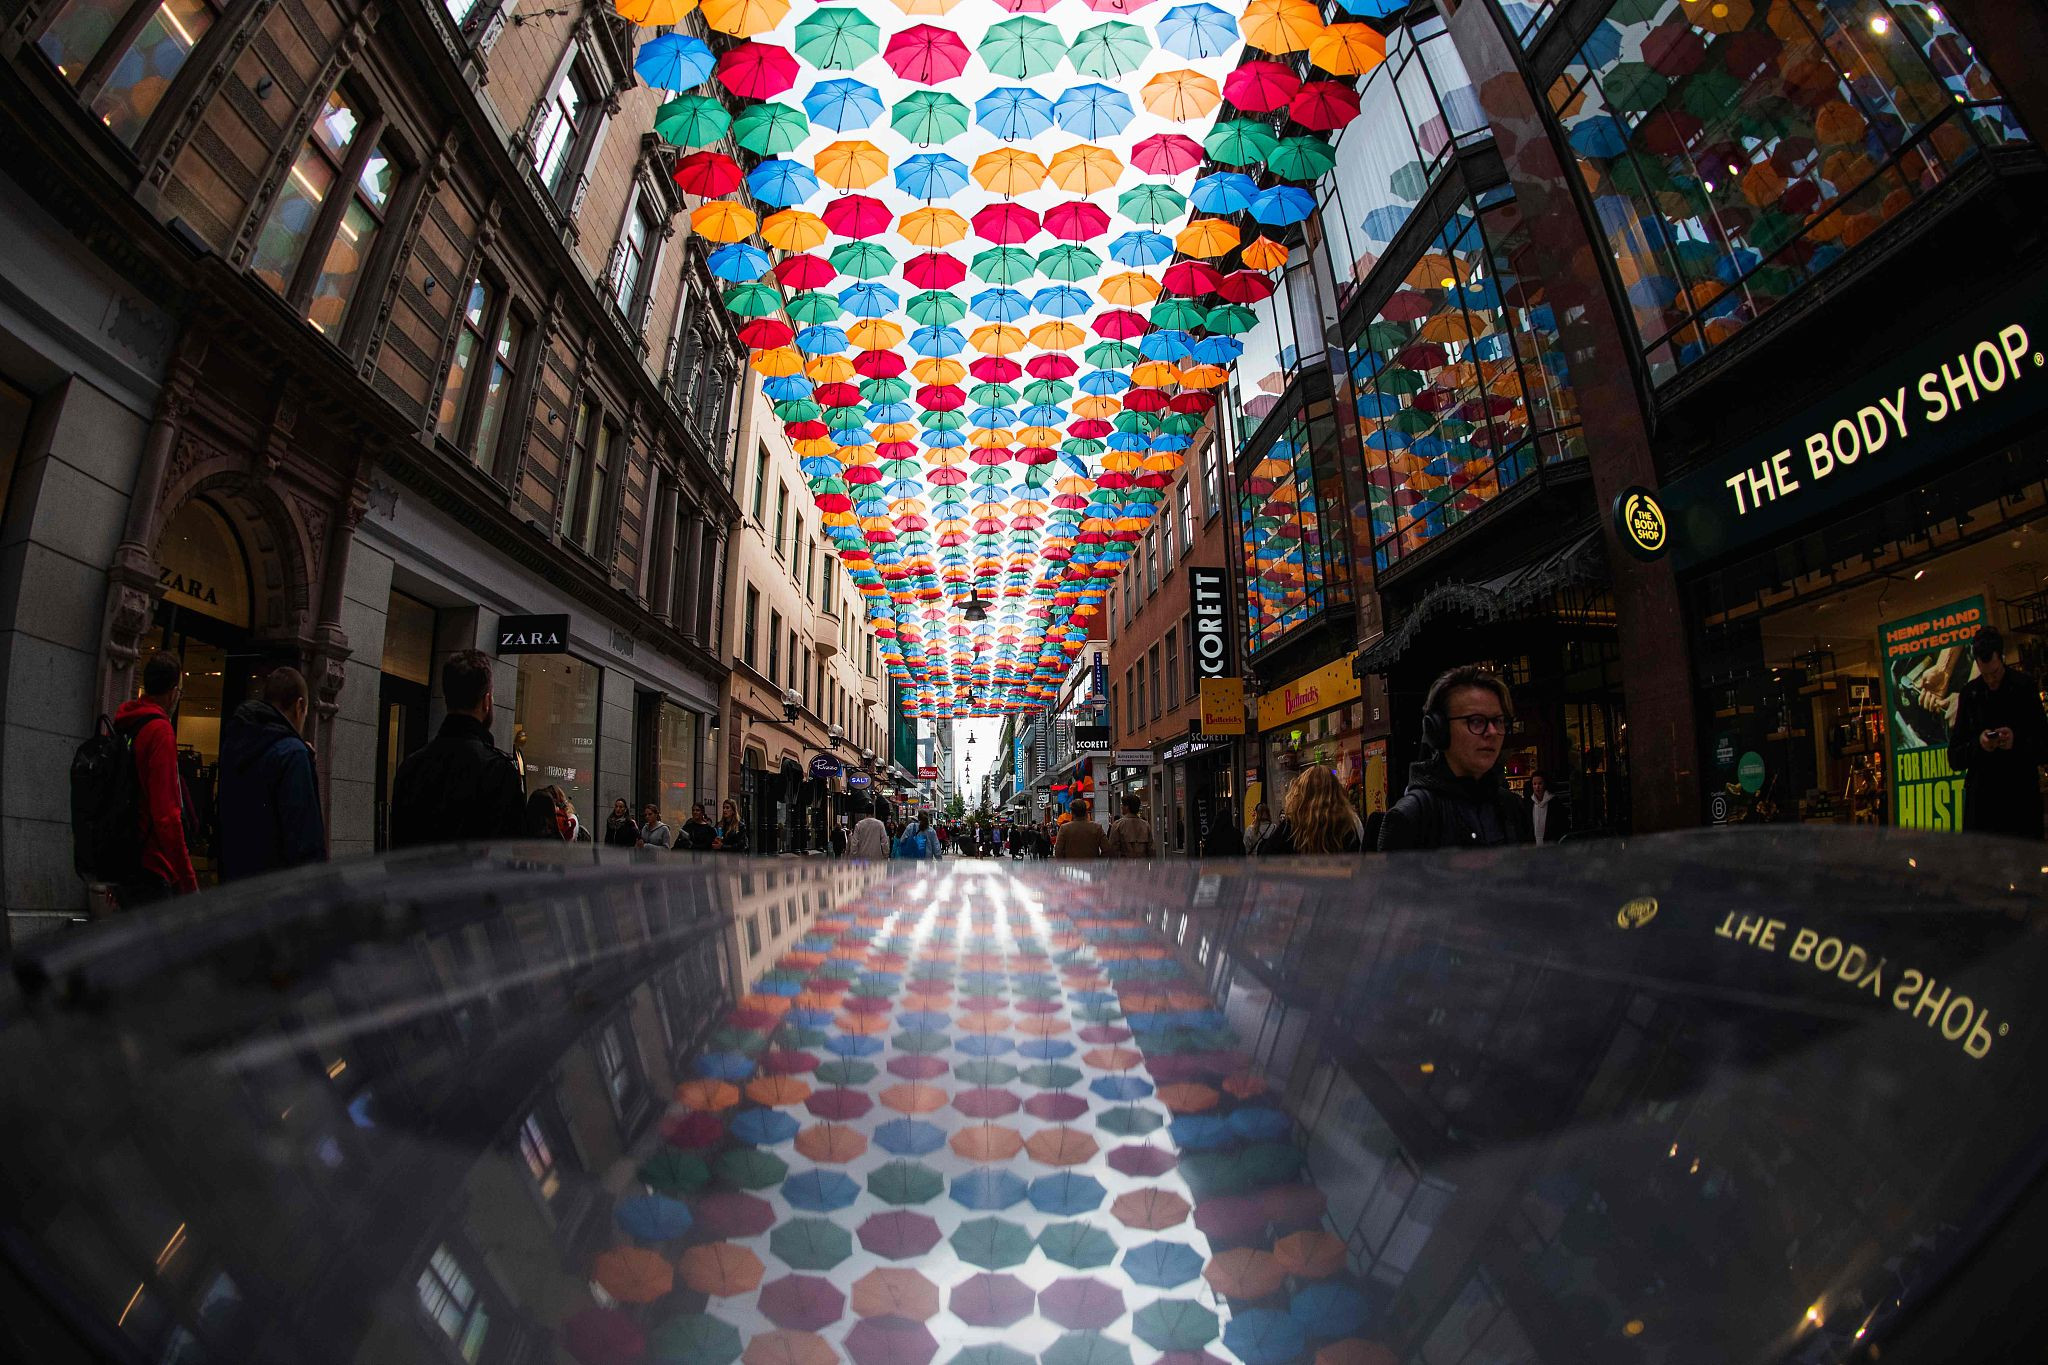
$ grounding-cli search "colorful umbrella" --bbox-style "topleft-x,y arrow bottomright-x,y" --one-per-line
1039,1278 -> 1125,1332
885,24 -> 973,84
892,89 -> 971,144
804,77 -> 885,131
1068,20 -> 1150,77
715,40 -> 799,98
758,1276 -> 847,1332
950,1273 -> 1036,1328
1121,1240 -> 1204,1288
592,1246 -> 673,1303
636,33 -> 716,90
678,1243 -> 766,1296
792,7 -> 882,69
857,1210 -> 944,1260
648,1314 -> 743,1365
851,1267 -> 941,1321
769,1217 -> 855,1270
1156,2 -> 1237,58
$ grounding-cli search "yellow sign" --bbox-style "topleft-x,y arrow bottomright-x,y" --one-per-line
1199,678 -> 1244,735
1614,486 -> 1669,560
1256,653 -> 1361,732
1616,897 -> 1659,929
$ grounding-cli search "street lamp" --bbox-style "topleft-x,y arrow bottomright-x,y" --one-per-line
828,723 -> 844,747
782,687 -> 801,723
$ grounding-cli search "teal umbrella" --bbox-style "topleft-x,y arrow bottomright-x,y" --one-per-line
972,246 -> 1038,285
1069,20 -> 1150,78
892,90 -> 971,145
1038,243 -> 1103,281
981,16 -> 1066,80
1021,1062 -> 1083,1088
654,94 -> 731,149
648,1314 -> 742,1365
1040,1332 -> 1133,1365
955,1059 -> 1020,1085
868,1160 -> 944,1205
950,1217 -> 1036,1269
769,1217 -> 855,1270
828,241 -> 897,279
638,1149 -> 710,1196
786,291 -> 844,324
723,281 -> 785,318
1132,1301 -> 1220,1352
733,102 -> 810,156
1268,135 -> 1337,182
793,7 -> 882,70
715,1147 -> 788,1190
1117,183 -> 1188,225
1096,1105 -> 1163,1136
1037,1221 -> 1119,1268
1205,119 -> 1280,167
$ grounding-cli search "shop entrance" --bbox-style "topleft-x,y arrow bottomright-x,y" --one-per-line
373,589 -> 434,851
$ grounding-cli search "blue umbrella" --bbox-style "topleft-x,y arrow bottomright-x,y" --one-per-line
951,1169 -> 1028,1211
971,288 -> 1031,322
804,77 -> 884,131
896,152 -> 970,199
911,324 -> 966,356
1250,184 -> 1318,226
1027,1173 -> 1106,1215
707,243 -> 772,282
616,1194 -> 694,1241
1054,83 -> 1136,139
897,1010 -> 950,1031
977,88 -> 1057,141
955,1034 -> 1013,1057
696,1051 -> 755,1080
1359,203 -> 1413,240
729,1109 -> 801,1145
839,283 -> 900,317
1167,1115 -> 1232,1150
971,405 -> 1018,427
1139,331 -> 1194,362
1075,372 -> 1129,397
1156,2 -> 1238,59
796,324 -> 850,353
826,1034 -> 884,1057
874,1118 -> 947,1155
1090,1075 -> 1153,1101
1568,114 -> 1628,159
1226,1106 -> 1293,1142
1107,230 -> 1173,266
747,158 -> 821,207
867,401 -> 916,424
1190,172 -> 1257,215
762,375 -> 813,402
1032,285 -> 1092,318
1121,1241 -> 1204,1289
1224,1310 -> 1308,1365
784,1170 -> 861,1213
635,33 -> 715,91
1290,1284 -> 1372,1338
1018,403 -> 1066,427
1192,336 -> 1244,365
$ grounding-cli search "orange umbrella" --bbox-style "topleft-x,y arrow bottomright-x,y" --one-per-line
888,0 -> 961,11
677,1079 -> 741,1111
1130,360 -> 1181,388
1083,1046 -> 1143,1071
1241,0 -> 1323,53
880,1082 -> 947,1113
1176,218 -> 1240,259
1273,1229 -> 1347,1279
743,1330 -> 839,1365
1242,235 -> 1290,271
1205,1247 -> 1287,1298
1221,1072 -> 1269,1099
950,1124 -> 1025,1161
912,358 -> 966,385
679,1242 -> 766,1296
761,209 -> 829,252
1020,1015 -> 1069,1037
1157,1083 -> 1220,1114
899,206 -> 970,248
691,201 -> 757,242
1099,271 -> 1160,306
592,1246 -> 674,1303
750,347 -> 805,377
1112,1189 -> 1191,1230
848,318 -> 906,350
1025,1127 -> 1100,1166
746,1075 -> 813,1106
615,0 -> 696,23
814,140 -> 890,191
973,148 -> 1048,196
700,0 -> 787,36
794,1122 -> 869,1163
837,1011 -> 889,1034
1309,22 -> 1387,76
1027,320 -> 1085,351
1048,144 -> 1123,195
1141,69 -> 1221,122
804,356 -> 856,384
1177,364 -> 1229,389
852,1267 -> 940,1320
970,324 -> 1026,356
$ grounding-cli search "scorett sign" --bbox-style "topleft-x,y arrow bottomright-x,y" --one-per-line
1661,271 -> 2048,570
1188,567 -> 1233,678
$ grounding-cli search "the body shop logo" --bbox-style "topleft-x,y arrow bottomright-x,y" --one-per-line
1613,487 -> 1668,560
1616,896 -> 1659,929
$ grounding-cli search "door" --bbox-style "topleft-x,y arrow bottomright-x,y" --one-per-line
375,673 -> 430,852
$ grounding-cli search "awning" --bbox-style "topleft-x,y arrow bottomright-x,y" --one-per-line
1355,530 -> 1608,676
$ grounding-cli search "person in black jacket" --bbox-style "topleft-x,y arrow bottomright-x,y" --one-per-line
1200,801 -> 1246,857
216,666 -> 326,881
1380,665 -> 1534,851
389,649 -> 527,849
604,797 -> 640,847
678,802 -> 717,850
1253,765 -> 1363,855
1946,626 -> 2046,839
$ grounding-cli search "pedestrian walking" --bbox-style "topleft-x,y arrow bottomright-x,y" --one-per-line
388,650 -> 527,849
216,666 -> 325,882
679,803 -> 716,850
604,797 -> 640,848
1105,794 -> 1157,858
1246,801 -> 1274,850
1253,766 -> 1363,854
108,651 -> 199,905
848,802 -> 891,859
711,799 -> 749,853
523,786 -> 572,839
830,820 -> 849,857
1200,801 -> 1246,857
1947,626 -> 2047,839
895,816 -> 933,860
1527,772 -> 1566,845
640,803 -> 672,849
1379,665 -> 1533,851
1054,801 -> 1109,858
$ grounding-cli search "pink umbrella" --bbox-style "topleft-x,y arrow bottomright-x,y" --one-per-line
1162,261 -> 1225,296
887,1054 -> 949,1080
823,195 -> 892,239
953,1088 -> 1022,1118
716,41 -> 800,99
1044,200 -> 1111,241
1093,309 -> 1149,339
950,1272 -> 1035,1328
1026,353 -> 1080,379
1024,1092 -> 1089,1122
662,1111 -> 726,1149
884,25 -> 972,85
1108,1144 -> 1178,1176
1039,1277 -> 1126,1331
760,1049 -> 820,1075
970,356 -> 1024,382
858,1211 -> 943,1260
1223,60 -> 1300,113
1290,81 -> 1362,132
844,1316 -> 939,1365
759,1276 -> 848,1332
1076,1024 -> 1131,1043
806,1089 -> 874,1120
972,203 -> 1042,244
561,1307 -> 646,1365
1132,132 -> 1205,175
1082,0 -> 1157,10
994,0 -> 1057,11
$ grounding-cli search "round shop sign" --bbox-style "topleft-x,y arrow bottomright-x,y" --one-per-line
1737,751 -> 1766,795
1612,485 -> 1669,561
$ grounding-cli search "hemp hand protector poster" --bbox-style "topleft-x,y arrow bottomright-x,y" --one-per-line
1879,595 -> 1986,830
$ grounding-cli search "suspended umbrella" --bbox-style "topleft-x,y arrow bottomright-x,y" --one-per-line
793,7 -> 882,69
1042,201 -> 1111,241
690,200 -> 757,243
741,1333 -> 837,1365
1138,68 -> 1220,122
636,33 -> 716,90
1116,183 -> 1187,225
976,87 -> 1057,141
1204,119 -> 1279,167
1052,82 -> 1136,139
1130,131 -> 1204,175
592,1247 -> 673,1304
770,1218 -> 855,1270
1038,1222 -> 1119,1269
618,0 -> 698,24
1038,242 -> 1102,280
747,158 -> 821,206
707,241 -> 771,281
701,0 -> 787,36
973,148 -> 1048,196
679,1243 -> 767,1296
1132,1301 -> 1221,1352
1175,217 -> 1239,258
823,200 -> 894,242
895,151 -> 970,198
715,40 -> 800,98
1291,79 -> 1363,130
1240,0 -> 1322,53
950,1273 -> 1035,1328
884,23 -> 973,84
1107,229 -> 1172,265
654,92 -> 729,147
892,89 -> 971,145
1155,2 -> 1237,58
814,140 -> 890,190
804,77 -> 885,131
1224,59 -> 1300,112
1268,135 -> 1338,182
1047,144 -> 1121,195
981,16 -> 1067,79
676,150 -> 745,197
562,1306 -> 645,1365
1121,1240 -> 1204,1288
1250,183 -> 1318,225
1039,1333 -> 1131,1365
1068,20 -> 1150,77
733,102 -> 810,155
1310,20 -> 1389,75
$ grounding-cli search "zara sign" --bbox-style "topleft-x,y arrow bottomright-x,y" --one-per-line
1188,568 -> 1232,679
495,613 -> 570,655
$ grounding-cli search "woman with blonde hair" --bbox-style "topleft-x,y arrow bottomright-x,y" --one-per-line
1252,765 -> 1363,855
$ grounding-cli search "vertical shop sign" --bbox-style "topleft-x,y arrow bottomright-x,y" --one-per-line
1879,595 -> 1986,831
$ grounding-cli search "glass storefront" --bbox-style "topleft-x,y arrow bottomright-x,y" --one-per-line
513,653 -> 599,824
375,590 -> 435,852
1257,700 -> 1372,826
1238,403 -> 1352,654
652,702 -> 699,832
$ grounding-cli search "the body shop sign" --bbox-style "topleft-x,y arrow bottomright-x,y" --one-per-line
1663,271 -> 2048,570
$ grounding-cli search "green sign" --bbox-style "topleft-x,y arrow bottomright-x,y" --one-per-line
1736,751 -> 1766,795
1879,595 -> 1987,831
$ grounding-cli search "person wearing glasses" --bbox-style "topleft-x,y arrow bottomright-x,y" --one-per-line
1379,665 -> 1533,851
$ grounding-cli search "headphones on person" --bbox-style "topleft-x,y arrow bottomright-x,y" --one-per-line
1421,675 -> 1453,755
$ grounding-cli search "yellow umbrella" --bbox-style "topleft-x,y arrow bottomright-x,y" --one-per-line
973,148 -> 1047,196
691,200 -> 757,242
1072,395 -> 1121,419
761,209 -> 829,251
614,0 -> 697,24
1141,69 -> 1221,122
794,437 -> 838,458
872,421 -> 921,441
913,357 -> 966,384
971,323 -> 1026,355
806,355 -> 856,382
1131,360 -> 1180,387
1418,311 -> 1486,344
750,346 -> 805,376
700,0 -> 787,37
1241,235 -> 1290,270
1099,271 -> 1161,306
1027,320 -> 1085,350
899,206 -> 969,248
970,428 -> 1015,448
1016,425 -> 1064,447
1176,218 -> 1240,258
1309,22 -> 1387,76
1179,363 -> 1229,388
813,140 -> 889,190
1241,0 -> 1323,53
848,318 -> 905,350
1048,144 -> 1122,195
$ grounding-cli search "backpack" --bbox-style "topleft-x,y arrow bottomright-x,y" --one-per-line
70,713 -> 161,882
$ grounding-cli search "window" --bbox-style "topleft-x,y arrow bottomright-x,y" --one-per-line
788,630 -> 798,690
774,483 -> 789,558
751,444 -> 769,522
1149,646 -> 1162,721
250,89 -> 397,335
596,1021 -> 636,1116
445,0 -> 480,26
438,278 -> 522,470
531,62 -> 595,197
519,1113 -> 560,1200
1165,628 -> 1179,709
1144,530 -> 1158,595
1111,683 -> 1120,736
1135,662 -> 1147,727
612,196 -> 657,319
37,0 -> 218,145
418,1245 -> 489,1362
1199,440 -> 1219,519
1185,616 -> 1198,695
745,915 -> 761,956
768,610 -> 782,683
768,905 -> 781,936
821,559 -> 835,615
804,539 -> 816,603
560,405 -> 615,555
1179,481 -> 1193,547
743,586 -> 760,668
1162,507 -> 1176,574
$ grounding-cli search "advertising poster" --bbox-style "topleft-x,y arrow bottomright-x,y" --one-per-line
1362,739 -> 1388,819
1879,595 -> 1985,831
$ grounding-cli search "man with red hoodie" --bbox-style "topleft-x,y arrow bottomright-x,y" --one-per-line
111,651 -> 198,905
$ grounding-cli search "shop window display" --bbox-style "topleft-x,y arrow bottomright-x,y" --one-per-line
514,654 -> 599,825
1549,0 -> 2027,384
653,703 -> 698,834
1239,411 -> 1350,654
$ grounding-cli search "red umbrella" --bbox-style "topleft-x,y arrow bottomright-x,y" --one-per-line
1290,80 -> 1362,131
1093,309 -> 1149,339
1224,60 -> 1300,112
1113,1188 -> 1192,1230
1191,1193 -> 1266,1243
823,194 -> 892,238
759,1276 -> 847,1331
973,203 -> 1041,244
739,318 -> 795,349
905,251 -> 967,288
814,382 -> 863,407
1039,1277 -> 1125,1331
970,355 -> 1024,382
950,1273 -> 1035,1328
855,349 -> 907,377
1067,417 -> 1112,439
561,1307 -> 645,1365
917,384 -> 966,410
1379,289 -> 1434,320
1016,445 -> 1057,464
1026,353 -> 1079,379
697,1190 -> 777,1238
1170,391 -> 1215,413
1217,269 -> 1276,302
806,1088 -> 873,1119
789,420 -> 831,441
885,1056 -> 946,1083
843,995 -> 891,1014
662,1110 -> 725,1149
674,149 -> 744,196
952,1087 -> 1021,1118
1044,200 -> 1112,241
716,41 -> 800,99
1121,387 -> 1168,411
858,1211 -> 943,1260
843,1316 -> 939,1365
760,1049 -> 819,1075
1107,1144 -> 1178,1176
773,253 -> 836,288
1642,20 -> 1709,76
884,25 -> 972,85
1162,261 -> 1225,296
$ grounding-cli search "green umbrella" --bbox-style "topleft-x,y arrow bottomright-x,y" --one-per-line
1607,0 -> 1664,19
1378,366 -> 1425,394
1096,1105 -> 1163,1136
1387,159 -> 1433,200
922,408 -> 969,429
1068,20 -> 1150,78
715,1147 -> 788,1190
777,1025 -> 830,1048
1132,1301 -> 1220,1352
770,1217 -> 855,1270
1117,183 -> 1188,225
909,289 -> 968,325
793,6 -> 882,70
1362,319 -> 1409,349
1602,60 -> 1669,113
893,1028 -> 950,1054
707,1026 -> 769,1053
828,240 -> 897,279
1161,412 -> 1203,435
786,290 -> 844,323
849,980 -> 895,997
733,102 -> 810,156
1268,135 -> 1337,182
868,1160 -> 944,1205
723,281 -> 785,318
638,1148 -> 710,1196
1389,408 -> 1438,434
1038,243 -> 1103,281
892,89 -> 970,145
654,94 -> 731,149
1681,66 -> 1743,121
1023,378 -> 1074,403
968,381 -> 1020,405
1180,1151 -> 1252,1196
955,1059 -> 1020,1085
1084,340 -> 1140,368
1149,298 -> 1207,329
1041,1332 -> 1133,1365
972,246 -> 1038,285
981,16 -> 1066,79
1205,302 -> 1257,334
1036,1221 -> 1119,1268
953,1349 -> 1033,1365
1240,1141 -> 1304,1184
862,375 -> 914,402
648,1314 -> 743,1365
773,399 -> 822,423
1072,1003 -> 1122,1022
950,1217 -> 1036,1269
1020,1062 -> 1082,1088
1205,120 -> 1280,168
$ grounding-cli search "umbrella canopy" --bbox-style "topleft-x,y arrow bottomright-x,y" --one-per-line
759,1276 -> 848,1332
842,1317 -> 940,1365
851,1267 -> 941,1320
782,1169 -> 860,1211
678,1243 -> 766,1296
648,1314 -> 744,1365
873,1117 -> 946,1154
950,1216 -> 1036,1269
616,1193 -> 695,1241
950,1272 -> 1036,1328
1039,1277 -> 1126,1331
591,1247 -> 672,1304
858,1210 -> 944,1260
1121,1240 -> 1205,1288
868,1159 -> 945,1205
1036,1221 -> 1120,1268
562,1306 -> 645,1365
770,1217 -> 856,1270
